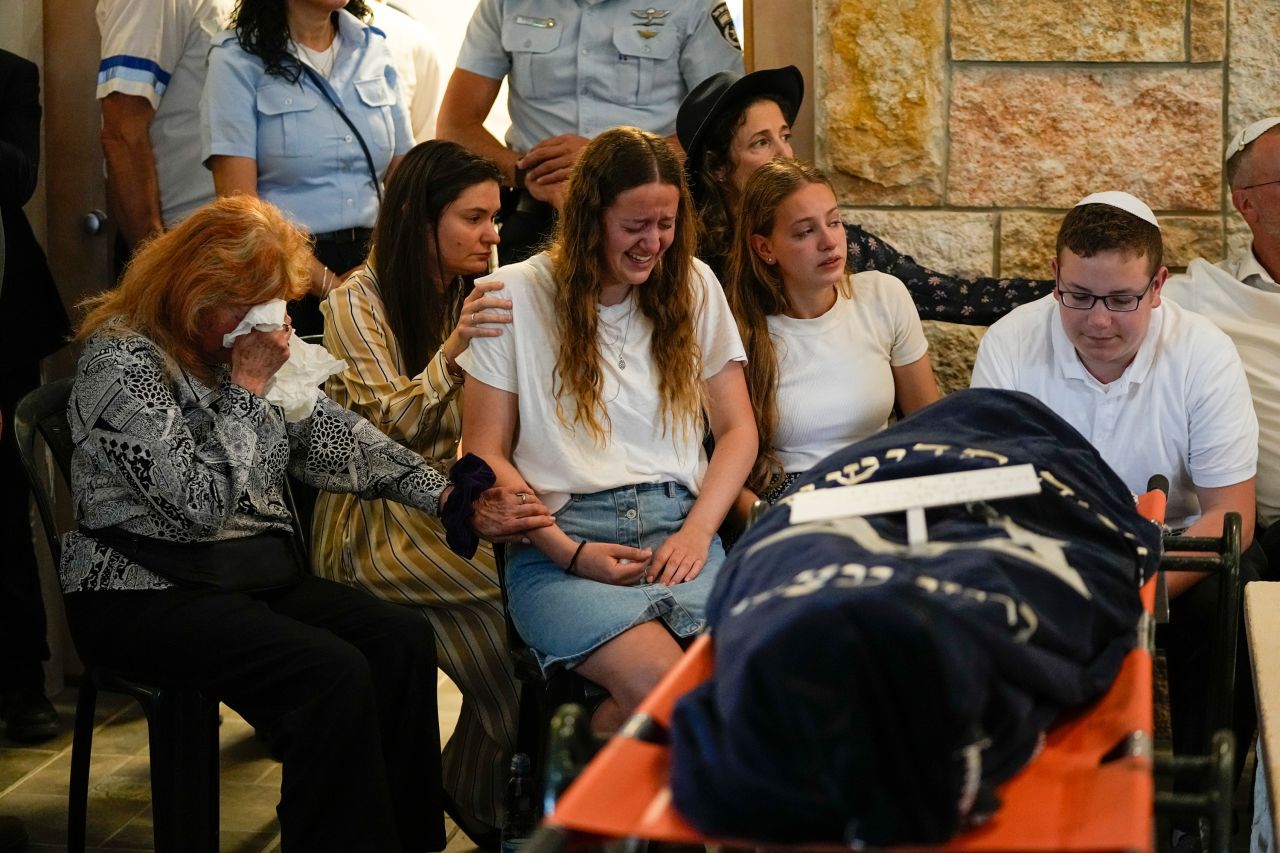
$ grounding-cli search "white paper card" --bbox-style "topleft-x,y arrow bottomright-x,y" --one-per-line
788,464 -> 1042,524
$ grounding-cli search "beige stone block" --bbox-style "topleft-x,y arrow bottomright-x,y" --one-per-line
922,321 -> 985,396
816,0 -> 945,205
950,0 -> 1183,62
999,214 -> 1060,281
1191,0 -> 1227,62
841,209 -> 995,278
1229,0 -> 1280,137
999,212 -> 1226,278
1227,214 -> 1253,262
948,67 -> 1222,211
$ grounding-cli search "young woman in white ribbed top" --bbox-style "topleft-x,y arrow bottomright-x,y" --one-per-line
725,159 -> 941,513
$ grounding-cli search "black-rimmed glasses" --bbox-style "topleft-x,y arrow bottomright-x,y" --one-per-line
1055,276 -> 1155,312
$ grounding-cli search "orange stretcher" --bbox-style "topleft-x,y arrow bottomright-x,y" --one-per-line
534,486 -> 1169,852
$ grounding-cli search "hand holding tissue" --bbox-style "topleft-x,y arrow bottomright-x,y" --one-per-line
223,300 -> 347,421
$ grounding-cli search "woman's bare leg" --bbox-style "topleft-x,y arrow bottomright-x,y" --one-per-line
574,621 -> 685,734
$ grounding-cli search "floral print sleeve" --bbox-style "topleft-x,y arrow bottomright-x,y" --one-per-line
285,393 -> 449,516
845,223 -> 1053,326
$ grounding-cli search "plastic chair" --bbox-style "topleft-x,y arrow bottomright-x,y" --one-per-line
14,377 -> 221,853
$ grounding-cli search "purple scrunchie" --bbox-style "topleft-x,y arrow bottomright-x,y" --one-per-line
442,453 -> 497,558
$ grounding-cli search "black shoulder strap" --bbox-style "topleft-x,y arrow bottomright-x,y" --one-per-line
300,64 -> 383,203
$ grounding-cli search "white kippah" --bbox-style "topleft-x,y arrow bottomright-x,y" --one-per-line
1073,191 -> 1160,230
1226,117 -> 1280,161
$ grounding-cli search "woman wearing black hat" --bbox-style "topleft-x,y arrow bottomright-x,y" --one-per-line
677,66 -> 1052,326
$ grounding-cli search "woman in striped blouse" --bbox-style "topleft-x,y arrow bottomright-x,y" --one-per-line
311,140 -> 514,843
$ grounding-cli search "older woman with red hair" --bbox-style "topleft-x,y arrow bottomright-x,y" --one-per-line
62,195 -> 550,852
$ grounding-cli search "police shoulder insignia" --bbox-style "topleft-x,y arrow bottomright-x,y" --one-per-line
710,1 -> 741,50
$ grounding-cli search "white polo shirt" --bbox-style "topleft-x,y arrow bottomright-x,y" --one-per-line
97,0 -> 233,226
1165,248 -> 1280,526
458,253 -> 746,512
970,294 -> 1258,530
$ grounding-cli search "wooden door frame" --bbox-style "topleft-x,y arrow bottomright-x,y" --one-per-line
744,0 -> 815,163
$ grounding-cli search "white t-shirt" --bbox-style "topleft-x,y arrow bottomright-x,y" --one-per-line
96,0 -> 233,226
1165,248 -> 1280,526
458,253 -> 746,512
970,294 -> 1258,530
768,271 -> 928,473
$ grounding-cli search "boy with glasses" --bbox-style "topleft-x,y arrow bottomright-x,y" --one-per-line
971,191 -> 1260,778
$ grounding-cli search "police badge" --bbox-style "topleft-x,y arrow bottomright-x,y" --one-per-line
711,1 -> 741,50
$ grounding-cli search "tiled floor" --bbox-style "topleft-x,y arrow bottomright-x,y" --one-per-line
0,672 -> 480,853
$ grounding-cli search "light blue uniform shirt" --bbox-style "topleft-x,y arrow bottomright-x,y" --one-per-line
456,0 -> 743,154
202,9 -> 412,234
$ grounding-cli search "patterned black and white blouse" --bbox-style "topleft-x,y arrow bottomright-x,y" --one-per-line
60,327 -> 450,593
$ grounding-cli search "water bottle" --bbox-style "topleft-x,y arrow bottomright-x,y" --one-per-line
500,752 -> 536,853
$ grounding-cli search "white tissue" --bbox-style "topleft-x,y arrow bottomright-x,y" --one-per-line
220,300 -> 346,421
222,299 -> 289,348
266,334 -> 348,422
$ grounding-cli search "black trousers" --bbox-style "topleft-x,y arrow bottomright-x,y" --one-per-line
298,240 -> 371,338
1261,522 -> 1280,582
64,575 -> 446,852
0,357 -> 50,690
497,191 -> 554,266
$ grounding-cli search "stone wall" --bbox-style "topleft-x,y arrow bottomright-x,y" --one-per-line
812,0 -> 1279,389
814,0 -> 1280,283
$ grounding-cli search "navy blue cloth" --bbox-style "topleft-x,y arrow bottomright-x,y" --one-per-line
669,389 -> 1161,845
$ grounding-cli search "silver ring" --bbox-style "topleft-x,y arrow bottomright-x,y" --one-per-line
517,491 -> 527,504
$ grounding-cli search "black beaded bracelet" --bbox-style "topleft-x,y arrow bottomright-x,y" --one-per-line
566,540 -> 587,575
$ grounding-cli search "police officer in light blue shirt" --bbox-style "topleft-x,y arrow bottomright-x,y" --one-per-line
438,0 -> 743,264
202,1 -> 412,335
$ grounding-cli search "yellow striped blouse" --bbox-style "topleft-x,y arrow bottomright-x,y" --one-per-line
311,267 -> 498,606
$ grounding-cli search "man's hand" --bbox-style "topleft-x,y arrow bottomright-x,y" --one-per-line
525,177 -> 568,212
471,486 -> 554,542
518,134 -> 590,185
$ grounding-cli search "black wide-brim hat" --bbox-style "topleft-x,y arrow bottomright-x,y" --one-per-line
677,65 -> 805,175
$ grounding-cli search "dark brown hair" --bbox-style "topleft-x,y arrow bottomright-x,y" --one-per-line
1055,203 -> 1163,276
369,140 -> 502,375
691,94 -> 796,272
232,0 -> 371,82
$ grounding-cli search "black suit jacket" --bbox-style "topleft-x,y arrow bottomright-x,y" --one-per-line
0,48 -> 70,362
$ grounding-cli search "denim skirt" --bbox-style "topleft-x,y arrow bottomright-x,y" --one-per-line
504,482 -> 725,673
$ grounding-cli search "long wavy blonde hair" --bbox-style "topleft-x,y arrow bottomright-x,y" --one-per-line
725,159 -> 851,495
77,196 -> 311,383
549,127 -> 704,445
